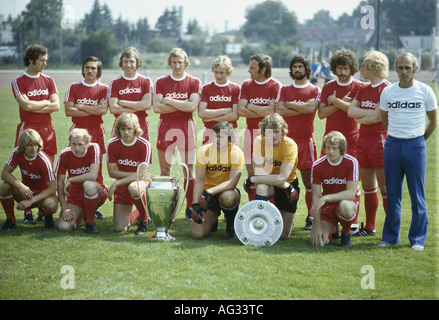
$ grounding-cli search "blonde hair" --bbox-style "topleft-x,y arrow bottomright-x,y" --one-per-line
119,47 -> 142,70
322,131 -> 347,156
68,128 -> 91,144
114,113 -> 143,139
362,51 -> 389,78
167,48 -> 190,68
211,55 -> 234,76
17,129 -> 43,154
259,113 -> 288,136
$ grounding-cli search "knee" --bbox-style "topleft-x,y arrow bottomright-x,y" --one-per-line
128,181 -> 144,198
339,200 -> 356,220
83,180 -> 98,195
255,184 -> 270,197
58,219 -> 74,232
42,197 -> 58,214
219,190 -> 239,208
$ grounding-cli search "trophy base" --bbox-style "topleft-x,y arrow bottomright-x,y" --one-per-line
150,231 -> 175,241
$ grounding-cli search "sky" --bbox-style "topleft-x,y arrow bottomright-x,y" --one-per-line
1,0 -> 363,33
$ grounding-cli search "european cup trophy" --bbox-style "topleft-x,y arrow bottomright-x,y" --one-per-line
137,162 -> 188,241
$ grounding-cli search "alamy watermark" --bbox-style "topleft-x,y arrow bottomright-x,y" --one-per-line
60,265 -> 75,290
361,265 -> 375,289
361,5 -> 375,30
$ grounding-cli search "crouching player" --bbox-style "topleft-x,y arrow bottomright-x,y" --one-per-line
56,128 -> 107,234
244,113 -> 300,240
0,129 -> 58,230
190,121 -> 244,239
310,131 -> 361,247
106,113 -> 152,235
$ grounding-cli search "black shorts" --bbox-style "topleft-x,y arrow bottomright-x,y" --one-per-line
207,188 -> 241,215
273,178 -> 300,213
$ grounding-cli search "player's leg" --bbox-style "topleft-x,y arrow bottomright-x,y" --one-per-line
127,180 -> 148,235
58,204 -> 83,232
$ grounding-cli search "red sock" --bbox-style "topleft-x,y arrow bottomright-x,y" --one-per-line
132,196 -> 147,222
84,193 -> 99,224
184,177 -> 195,209
305,189 -> 312,217
0,194 -> 15,224
75,213 -> 84,228
129,209 -> 140,226
381,191 -> 387,214
364,189 -> 378,231
248,185 -> 256,201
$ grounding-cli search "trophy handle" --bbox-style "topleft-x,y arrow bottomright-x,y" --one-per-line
136,162 -> 151,213
173,163 -> 189,221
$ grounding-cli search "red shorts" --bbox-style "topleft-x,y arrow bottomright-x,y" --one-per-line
243,127 -> 261,160
295,138 -> 317,170
320,191 -> 361,229
356,133 -> 387,169
67,183 -> 108,209
70,124 -> 106,154
156,119 -> 196,151
16,122 -> 57,157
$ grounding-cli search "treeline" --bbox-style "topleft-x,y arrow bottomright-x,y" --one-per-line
4,0 -> 436,68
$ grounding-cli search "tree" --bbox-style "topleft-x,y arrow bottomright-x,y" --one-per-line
82,0 -> 112,32
81,28 -> 119,67
155,7 -> 182,41
242,0 -> 299,46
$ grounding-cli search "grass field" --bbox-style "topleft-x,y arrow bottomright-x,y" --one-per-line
0,78 -> 438,303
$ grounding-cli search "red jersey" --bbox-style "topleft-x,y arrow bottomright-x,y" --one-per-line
6,148 -> 55,191
108,74 -> 153,121
311,154 -> 360,196
320,78 -> 363,135
200,80 -> 240,129
277,81 -> 321,140
106,137 -> 152,172
354,79 -> 391,136
64,80 -> 108,127
55,143 -> 104,191
239,77 -> 282,129
11,71 -> 58,124
154,73 -> 201,121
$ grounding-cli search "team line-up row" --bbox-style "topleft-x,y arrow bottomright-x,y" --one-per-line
1,44 -> 437,250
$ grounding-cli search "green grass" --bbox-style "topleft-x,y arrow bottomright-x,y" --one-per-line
0,82 -> 438,301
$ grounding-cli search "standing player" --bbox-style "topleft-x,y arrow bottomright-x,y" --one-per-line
347,51 -> 391,237
190,122 -> 243,239
108,47 -> 153,142
0,129 -> 58,230
310,131 -> 361,248
65,56 -> 108,156
198,55 -> 240,145
238,54 -> 282,199
244,113 -> 300,240
11,44 -> 60,163
276,54 -> 321,230
153,48 -> 201,218
318,49 -> 363,158
379,53 -> 437,250
106,113 -> 152,235
56,129 -> 107,234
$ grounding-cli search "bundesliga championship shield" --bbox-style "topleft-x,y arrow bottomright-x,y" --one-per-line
234,200 -> 284,247
137,163 -> 188,241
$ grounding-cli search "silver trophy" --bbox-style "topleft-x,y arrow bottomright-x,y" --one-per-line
137,162 -> 188,241
234,200 -> 284,247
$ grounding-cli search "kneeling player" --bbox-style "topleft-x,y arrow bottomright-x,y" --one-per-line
190,121 -> 243,239
0,129 -> 58,230
106,113 -> 152,235
310,131 -> 360,247
244,113 -> 300,240
56,129 -> 108,234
